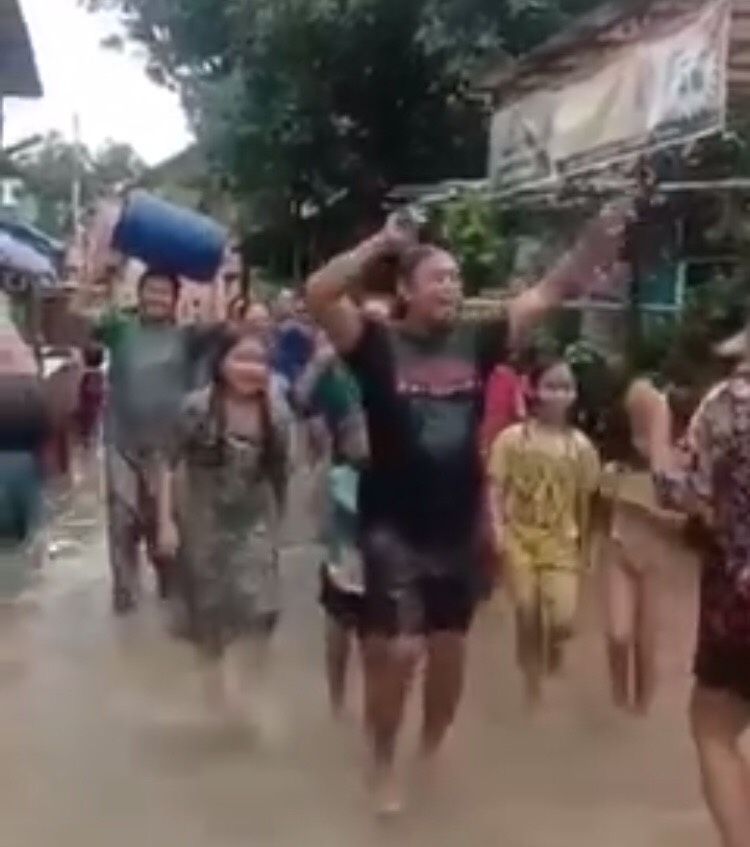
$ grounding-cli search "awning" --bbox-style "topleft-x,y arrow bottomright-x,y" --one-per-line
0,0 -> 42,98
0,231 -> 55,281
488,0 -> 731,192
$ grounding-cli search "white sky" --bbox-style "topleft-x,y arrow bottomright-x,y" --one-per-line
4,0 -> 194,165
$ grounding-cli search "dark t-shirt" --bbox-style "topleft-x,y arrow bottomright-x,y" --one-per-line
345,317 -> 507,550
273,320 -> 315,386
0,375 -> 50,453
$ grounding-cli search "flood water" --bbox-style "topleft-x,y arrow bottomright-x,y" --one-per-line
0,466 -> 729,846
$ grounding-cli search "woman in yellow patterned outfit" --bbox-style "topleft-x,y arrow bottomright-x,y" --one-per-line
488,351 -> 600,706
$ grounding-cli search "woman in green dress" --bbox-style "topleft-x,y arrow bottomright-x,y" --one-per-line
158,328 -> 290,723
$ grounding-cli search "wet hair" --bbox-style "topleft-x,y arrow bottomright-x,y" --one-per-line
82,342 -> 104,369
397,244 -> 446,287
207,327 -> 281,477
137,269 -> 181,301
209,327 -> 268,387
521,346 -> 568,389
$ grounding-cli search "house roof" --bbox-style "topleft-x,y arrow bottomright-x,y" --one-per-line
143,145 -> 204,185
475,0 -> 750,107
0,0 -> 42,98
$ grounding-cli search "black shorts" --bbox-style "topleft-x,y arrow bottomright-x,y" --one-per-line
695,641 -> 750,704
319,564 -> 364,633
360,526 -> 480,636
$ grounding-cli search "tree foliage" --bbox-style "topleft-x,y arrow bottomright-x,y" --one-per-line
83,0 -> 606,269
12,133 -> 145,237
432,193 -> 512,295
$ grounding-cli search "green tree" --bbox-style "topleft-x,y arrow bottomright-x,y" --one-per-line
83,0 -> 606,271
433,192 -> 511,294
12,133 -> 145,237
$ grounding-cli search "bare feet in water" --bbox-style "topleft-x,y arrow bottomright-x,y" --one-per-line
369,761 -> 404,818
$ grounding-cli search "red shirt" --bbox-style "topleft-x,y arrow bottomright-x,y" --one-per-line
480,365 -> 526,452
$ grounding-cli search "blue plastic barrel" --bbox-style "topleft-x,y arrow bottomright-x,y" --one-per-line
112,191 -> 228,282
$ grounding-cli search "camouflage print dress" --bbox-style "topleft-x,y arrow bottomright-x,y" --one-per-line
654,366 -> 750,702
171,387 -> 290,655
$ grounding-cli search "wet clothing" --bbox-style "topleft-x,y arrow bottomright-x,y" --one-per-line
170,386 -> 290,656
308,364 -> 367,463
359,526 -> 480,634
295,354 -> 367,630
273,320 -> 315,389
96,312 -> 217,607
0,375 -> 49,452
346,317 -> 506,552
295,356 -> 368,465
344,316 -> 507,634
96,311 -> 215,453
0,376 -> 49,545
0,310 -> 49,553
321,465 -> 363,594
0,451 -> 43,543
654,366 -> 750,702
319,565 -> 364,633
488,421 -> 600,631
105,446 -> 172,608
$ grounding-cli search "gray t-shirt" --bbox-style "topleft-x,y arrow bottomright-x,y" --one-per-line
97,312 -> 213,454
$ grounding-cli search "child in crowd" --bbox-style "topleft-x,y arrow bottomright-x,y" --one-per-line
487,350 -> 600,706
294,329 -> 369,716
598,441 -> 660,714
157,329 -> 291,726
76,342 -> 106,452
597,376 -> 699,716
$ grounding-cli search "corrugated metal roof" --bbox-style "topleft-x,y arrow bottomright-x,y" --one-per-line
0,0 -> 42,98
474,0 -> 742,103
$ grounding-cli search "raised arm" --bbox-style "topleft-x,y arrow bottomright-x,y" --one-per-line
507,202 -> 630,348
306,222 -> 410,354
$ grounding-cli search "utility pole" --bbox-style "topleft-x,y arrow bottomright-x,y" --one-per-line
71,113 -> 82,235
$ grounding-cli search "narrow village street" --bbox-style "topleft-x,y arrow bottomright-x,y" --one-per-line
0,468 -> 725,847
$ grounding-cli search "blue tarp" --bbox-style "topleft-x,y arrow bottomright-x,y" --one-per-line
0,231 -> 55,281
0,220 -> 61,286
0,220 -> 64,266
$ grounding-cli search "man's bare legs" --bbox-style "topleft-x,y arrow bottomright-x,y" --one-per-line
690,685 -> 750,847
362,634 -> 420,814
421,631 -> 467,756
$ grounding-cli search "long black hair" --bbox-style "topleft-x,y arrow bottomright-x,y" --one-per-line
208,328 -> 286,495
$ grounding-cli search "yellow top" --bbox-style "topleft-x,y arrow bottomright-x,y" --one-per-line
488,421 -> 600,568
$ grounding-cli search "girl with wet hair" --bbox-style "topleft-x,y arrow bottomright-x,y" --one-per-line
488,347 -> 600,706
157,328 -> 291,730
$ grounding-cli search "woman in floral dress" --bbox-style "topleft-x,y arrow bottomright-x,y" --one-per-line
634,365 -> 750,847
158,329 -> 290,723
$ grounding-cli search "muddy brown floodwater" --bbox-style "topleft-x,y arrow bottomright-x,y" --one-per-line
0,468 -> 740,847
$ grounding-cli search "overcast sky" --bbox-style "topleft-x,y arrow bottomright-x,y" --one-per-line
4,0 -> 193,164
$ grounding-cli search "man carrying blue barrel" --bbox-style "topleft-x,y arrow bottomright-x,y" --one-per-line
95,269 -> 217,613
84,194 -> 230,614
